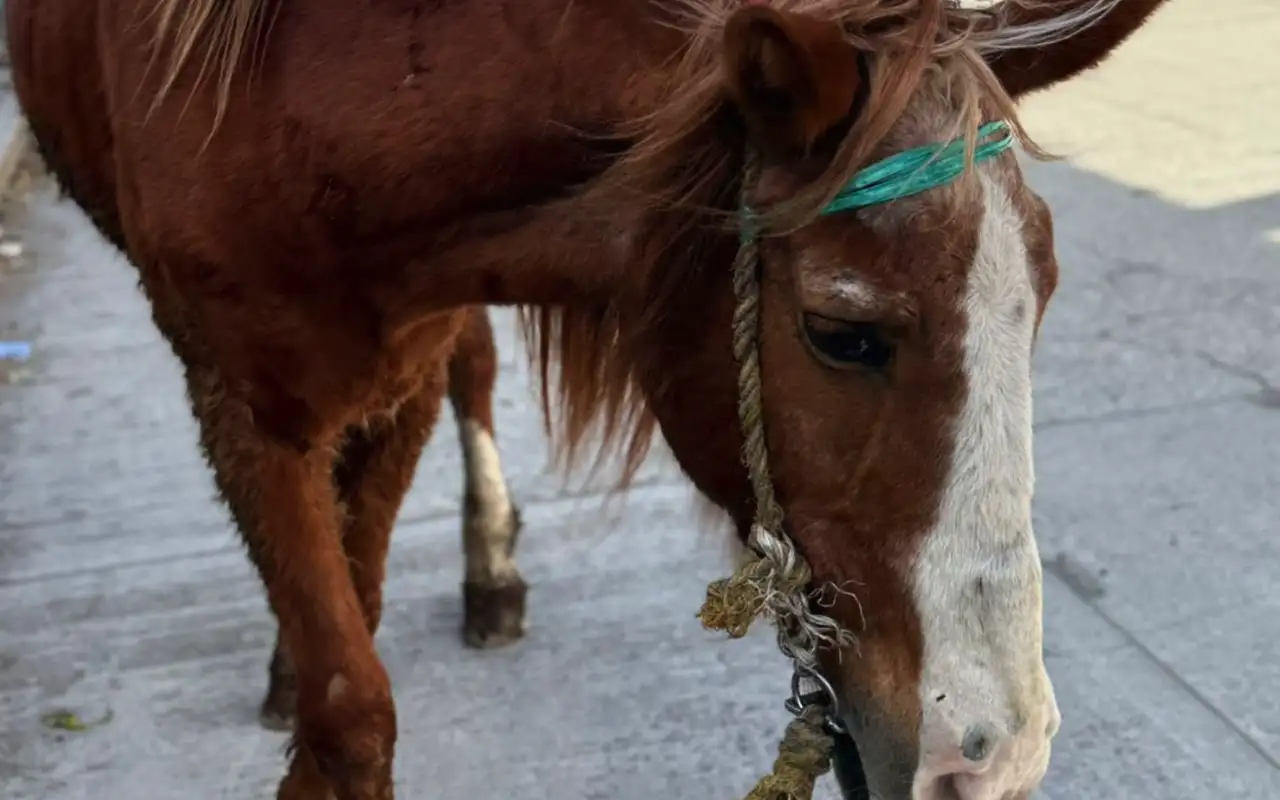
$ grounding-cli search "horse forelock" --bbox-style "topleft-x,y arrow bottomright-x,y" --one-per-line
523,0 -> 1085,484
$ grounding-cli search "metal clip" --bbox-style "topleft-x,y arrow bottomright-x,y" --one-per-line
783,664 -> 848,737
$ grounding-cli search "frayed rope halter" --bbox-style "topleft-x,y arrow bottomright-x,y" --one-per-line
697,120 -> 1014,800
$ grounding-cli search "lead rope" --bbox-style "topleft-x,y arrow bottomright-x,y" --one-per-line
696,150 -> 850,800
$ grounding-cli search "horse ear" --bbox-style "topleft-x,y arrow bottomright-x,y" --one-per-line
986,0 -> 1170,99
722,6 -> 861,157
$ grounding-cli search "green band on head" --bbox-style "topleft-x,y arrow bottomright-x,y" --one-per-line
819,120 -> 1015,216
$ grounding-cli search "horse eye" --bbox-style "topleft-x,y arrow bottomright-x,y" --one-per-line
801,313 -> 893,370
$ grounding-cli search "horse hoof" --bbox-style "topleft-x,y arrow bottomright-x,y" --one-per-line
259,687 -> 298,731
462,577 -> 527,649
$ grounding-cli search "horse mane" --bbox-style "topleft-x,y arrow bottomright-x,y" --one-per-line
140,0 -> 1125,146
146,0 -> 278,130
518,0 -> 1128,485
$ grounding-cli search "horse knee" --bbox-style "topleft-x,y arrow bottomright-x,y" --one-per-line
285,667 -> 397,800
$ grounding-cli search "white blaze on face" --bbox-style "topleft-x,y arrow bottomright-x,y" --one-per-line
909,173 -> 1059,798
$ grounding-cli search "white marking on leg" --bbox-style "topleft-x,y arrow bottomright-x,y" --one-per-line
910,173 -> 1059,796
459,419 -> 520,583
326,673 -> 349,704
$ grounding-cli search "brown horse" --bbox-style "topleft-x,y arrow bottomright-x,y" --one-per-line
6,0 -> 1171,798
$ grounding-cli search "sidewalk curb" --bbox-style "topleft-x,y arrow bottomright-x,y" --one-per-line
0,88 -> 32,203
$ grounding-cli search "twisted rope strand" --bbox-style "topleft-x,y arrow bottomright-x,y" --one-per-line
697,151 -> 851,800
698,151 -> 848,660
743,705 -> 836,800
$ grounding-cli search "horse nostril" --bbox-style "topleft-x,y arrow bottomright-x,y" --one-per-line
1046,707 -> 1062,739
937,776 -> 963,800
960,724 -> 996,763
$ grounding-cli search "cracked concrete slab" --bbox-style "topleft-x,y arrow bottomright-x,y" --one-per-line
1035,400 -> 1280,765
1040,579 -> 1280,800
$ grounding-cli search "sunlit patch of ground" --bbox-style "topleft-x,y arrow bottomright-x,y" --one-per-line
1018,0 -> 1279,210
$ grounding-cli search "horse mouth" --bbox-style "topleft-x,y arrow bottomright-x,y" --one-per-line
832,728 -> 873,800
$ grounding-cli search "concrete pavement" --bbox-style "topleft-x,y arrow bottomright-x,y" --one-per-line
2,2 -> 1279,798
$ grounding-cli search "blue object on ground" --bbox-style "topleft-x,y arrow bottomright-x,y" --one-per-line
0,340 -> 32,361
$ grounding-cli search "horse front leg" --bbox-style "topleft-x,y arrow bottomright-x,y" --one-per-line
261,371 -> 448,732
188,366 -> 396,800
